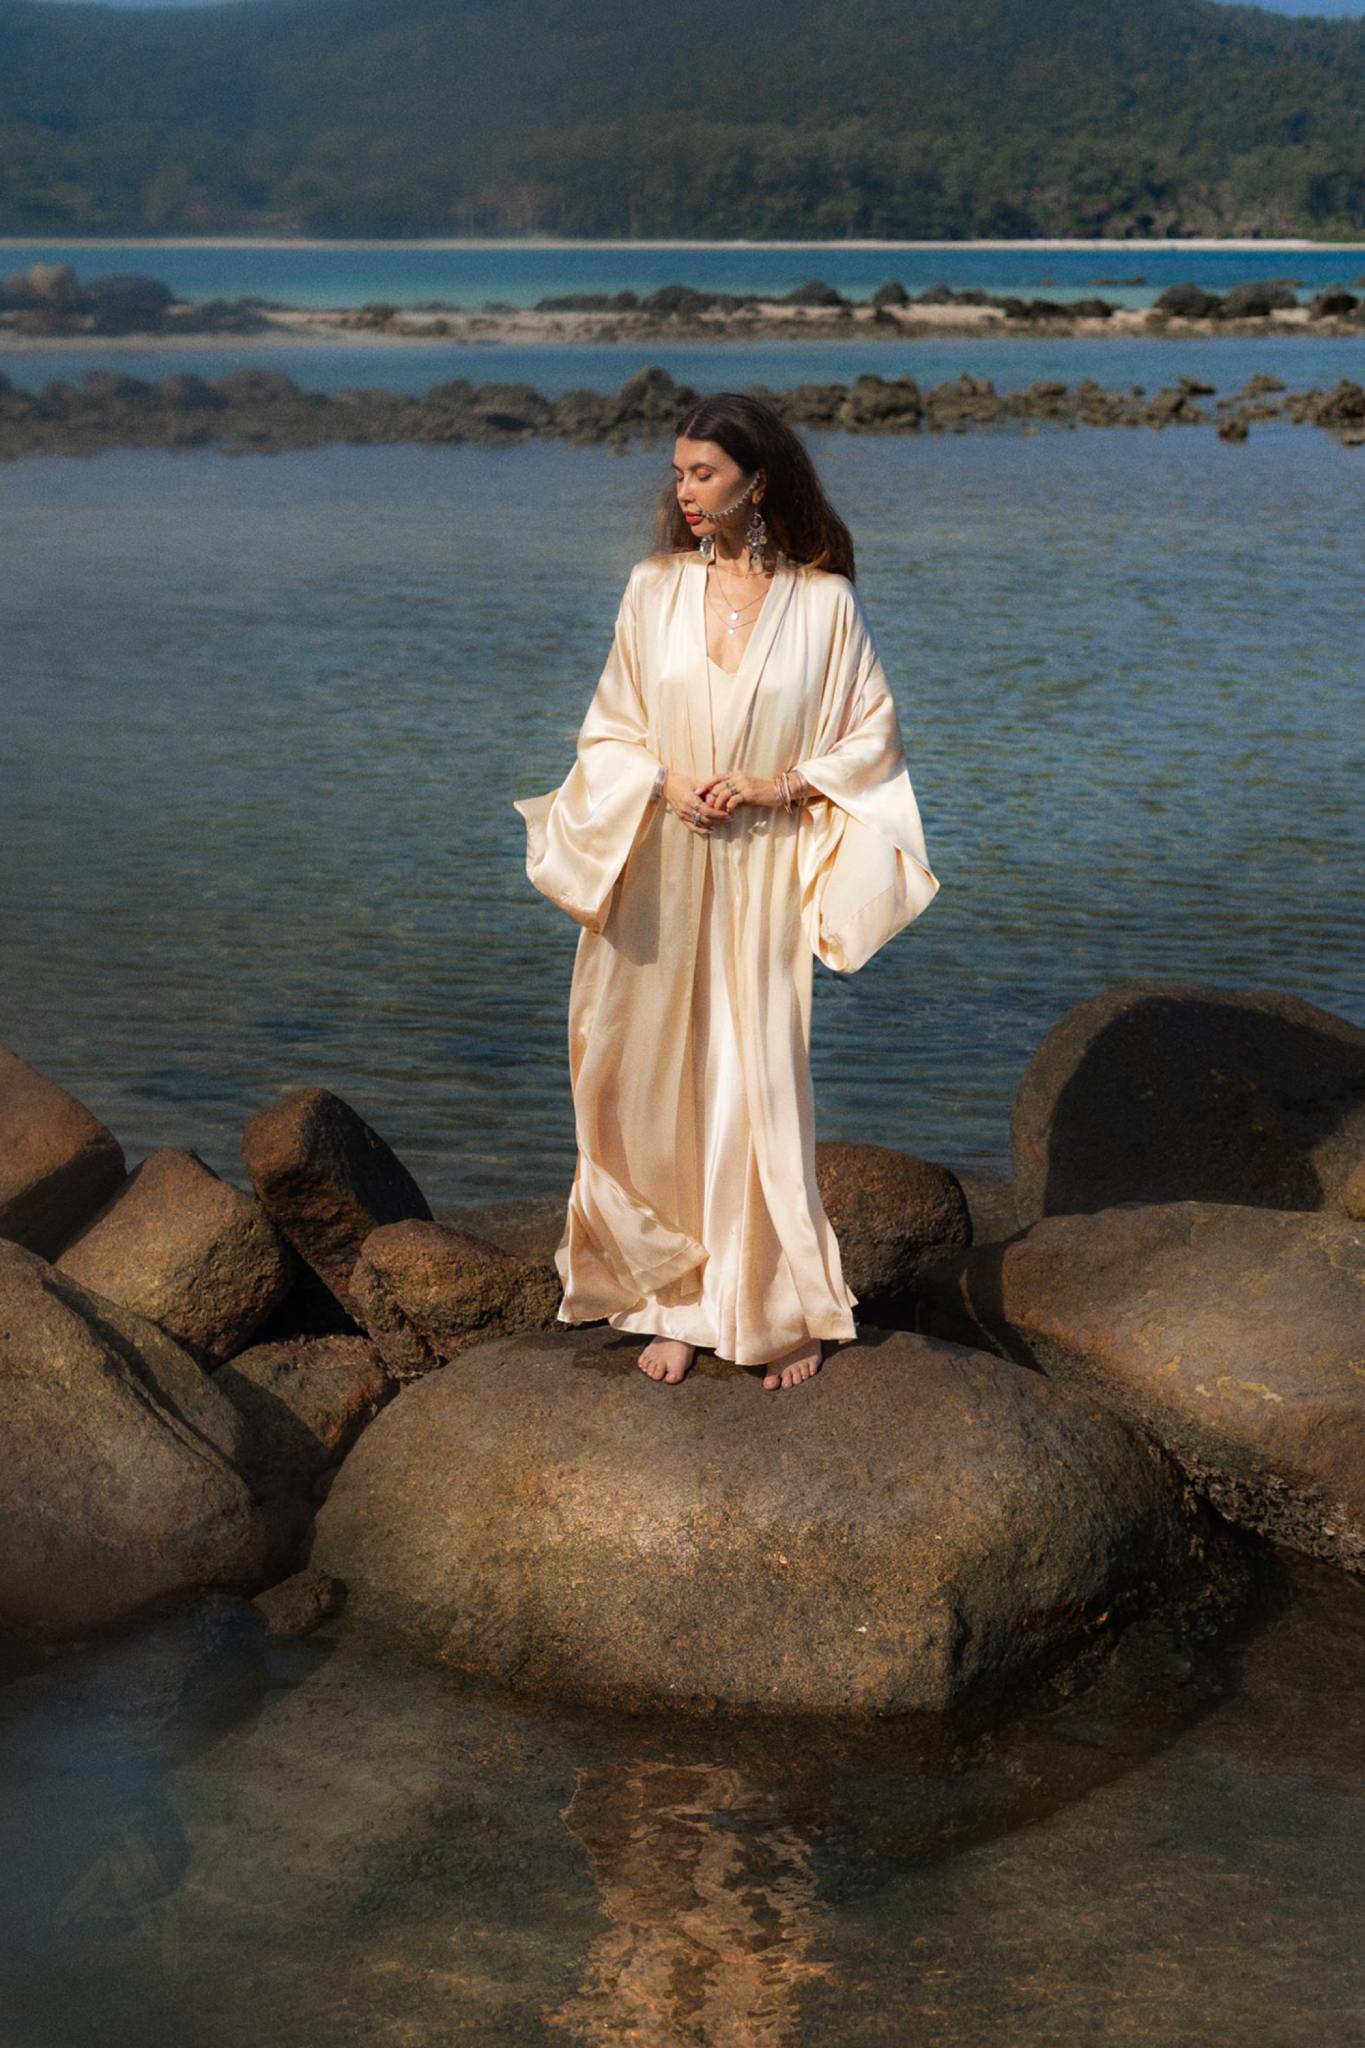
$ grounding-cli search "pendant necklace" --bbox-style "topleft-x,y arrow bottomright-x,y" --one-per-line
706,565 -> 768,637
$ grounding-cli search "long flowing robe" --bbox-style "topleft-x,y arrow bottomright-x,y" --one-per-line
512,550 -> 941,1366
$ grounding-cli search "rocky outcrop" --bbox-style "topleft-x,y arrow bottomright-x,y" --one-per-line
348,1220 -> 560,1379
0,1044 -> 126,1257
4,363 -> 1365,463
0,261 -> 269,337
916,1202 -> 1365,1574
54,1145 -> 292,1365
241,1087 -> 432,1314
0,1241 -> 278,1633
307,1322 -> 1218,1719
1011,985 -> 1365,1224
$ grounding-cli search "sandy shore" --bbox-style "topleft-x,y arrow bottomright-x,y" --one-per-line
3,298 -> 1360,356
1,235 -> 1362,251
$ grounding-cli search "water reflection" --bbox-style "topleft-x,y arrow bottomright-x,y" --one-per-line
0,1548 -> 1362,2046
546,1759 -> 833,2045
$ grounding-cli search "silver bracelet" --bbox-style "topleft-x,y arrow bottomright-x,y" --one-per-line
648,763 -> 666,804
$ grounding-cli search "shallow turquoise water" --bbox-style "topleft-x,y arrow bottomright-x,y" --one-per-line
3,236 -> 1364,311
0,426 -> 1361,1210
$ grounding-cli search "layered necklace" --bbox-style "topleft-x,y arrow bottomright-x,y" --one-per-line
706,568 -> 769,641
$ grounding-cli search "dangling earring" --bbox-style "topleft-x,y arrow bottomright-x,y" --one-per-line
697,532 -> 716,563
745,500 -> 768,569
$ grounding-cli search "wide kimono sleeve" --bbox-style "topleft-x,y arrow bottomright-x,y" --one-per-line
511,568 -> 663,934
792,582 -> 941,974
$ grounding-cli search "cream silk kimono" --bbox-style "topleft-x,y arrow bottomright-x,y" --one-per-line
512,550 -> 940,1366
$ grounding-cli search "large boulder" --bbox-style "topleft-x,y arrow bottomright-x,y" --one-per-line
0,1241 -> 276,1633
309,1323 -> 1210,1718
349,1219 -> 559,1379
916,1202 -> 1365,1574
1011,985 -> 1365,1223
0,1046 -> 126,1257
54,1146 -> 292,1365
241,1088 -> 431,1312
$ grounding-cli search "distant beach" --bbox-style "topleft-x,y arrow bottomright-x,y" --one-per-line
1,236 -> 1363,252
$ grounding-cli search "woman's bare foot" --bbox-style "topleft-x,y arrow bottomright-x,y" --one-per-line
762,1337 -> 823,1391
637,1336 -> 696,1385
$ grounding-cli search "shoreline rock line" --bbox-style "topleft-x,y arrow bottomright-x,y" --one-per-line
2,362 -> 1363,460
4,262 -> 1365,348
0,977 -> 1361,1720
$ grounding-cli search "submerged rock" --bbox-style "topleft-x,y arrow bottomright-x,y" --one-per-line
916,1202 -> 1365,1574
308,1322 -> 1210,1719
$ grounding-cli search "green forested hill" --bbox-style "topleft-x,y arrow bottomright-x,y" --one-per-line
2,0 -> 1363,237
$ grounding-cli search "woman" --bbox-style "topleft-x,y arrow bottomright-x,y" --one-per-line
513,393 -> 940,1392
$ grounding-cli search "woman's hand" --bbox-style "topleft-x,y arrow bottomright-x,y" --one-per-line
694,768 -> 807,816
664,768 -> 731,837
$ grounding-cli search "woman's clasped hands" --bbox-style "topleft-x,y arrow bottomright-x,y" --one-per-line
662,767 -> 794,837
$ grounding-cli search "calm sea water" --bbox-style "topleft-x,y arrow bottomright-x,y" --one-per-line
1,425 -> 1360,1211
3,237 -> 1365,310
0,1550 -> 1361,2044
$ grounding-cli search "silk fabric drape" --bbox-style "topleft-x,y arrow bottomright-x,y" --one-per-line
512,550 -> 940,1365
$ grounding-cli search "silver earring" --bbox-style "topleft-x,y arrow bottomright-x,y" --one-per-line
745,502 -> 768,569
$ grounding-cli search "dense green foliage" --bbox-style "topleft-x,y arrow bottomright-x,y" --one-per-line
2,0 -> 1364,237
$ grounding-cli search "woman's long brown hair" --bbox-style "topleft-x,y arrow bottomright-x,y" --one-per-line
651,392 -> 856,580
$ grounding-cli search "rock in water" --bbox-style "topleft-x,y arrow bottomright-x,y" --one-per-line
0,1242 -> 275,1632
308,1324 -> 1207,1718
0,1044 -> 125,1257
917,1202 -> 1365,1574
1011,984 -> 1365,1223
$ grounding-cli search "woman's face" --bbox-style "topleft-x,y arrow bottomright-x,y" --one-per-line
672,435 -> 761,537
